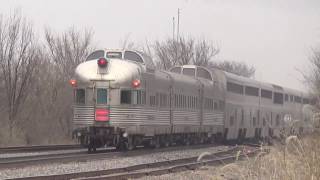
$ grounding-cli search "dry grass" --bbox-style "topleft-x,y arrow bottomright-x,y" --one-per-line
212,133 -> 320,180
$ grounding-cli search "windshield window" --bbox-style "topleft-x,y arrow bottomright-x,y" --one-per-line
183,68 -> 195,77
97,88 -> 107,104
106,52 -> 122,59
124,51 -> 144,63
86,50 -> 105,61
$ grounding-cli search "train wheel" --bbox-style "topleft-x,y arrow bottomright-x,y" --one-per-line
88,137 -> 97,153
160,136 -> 170,147
184,137 -> 191,146
124,141 -> 134,151
199,135 -> 205,144
154,136 -> 161,149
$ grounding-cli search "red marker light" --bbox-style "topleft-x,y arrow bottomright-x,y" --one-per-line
97,58 -> 108,68
132,79 -> 141,88
69,79 -> 77,87
95,109 -> 109,121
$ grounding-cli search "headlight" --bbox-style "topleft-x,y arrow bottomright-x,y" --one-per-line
123,132 -> 128,138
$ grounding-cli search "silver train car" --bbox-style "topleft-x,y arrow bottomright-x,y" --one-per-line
71,49 -> 313,152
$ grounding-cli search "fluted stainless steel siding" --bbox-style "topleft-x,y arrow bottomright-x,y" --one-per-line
109,106 -> 170,125
172,110 -> 200,125
203,111 -> 224,126
73,105 -> 95,126
73,105 -> 224,130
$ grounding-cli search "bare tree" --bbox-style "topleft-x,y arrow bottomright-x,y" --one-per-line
153,38 -> 180,70
304,48 -> 320,107
45,27 -> 93,80
43,27 -> 94,137
153,37 -> 219,70
209,60 -> 256,78
0,12 -> 39,138
193,39 -> 219,66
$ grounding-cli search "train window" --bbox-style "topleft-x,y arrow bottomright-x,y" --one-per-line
245,86 -> 259,96
219,100 -> 225,110
214,101 -> 218,110
171,67 -> 181,74
284,94 -> 288,102
204,98 -> 213,110
197,67 -> 212,80
230,116 -> 234,126
106,52 -> 122,59
137,91 -> 146,105
196,97 -> 199,109
290,95 -> 294,102
132,91 -> 138,104
156,93 -> 159,106
121,90 -> 131,104
75,89 -> 85,104
303,98 -> 309,104
86,50 -> 105,61
150,95 -> 156,106
276,115 -> 280,126
183,68 -> 195,77
191,97 -> 194,109
160,93 -> 167,107
273,92 -> 284,104
294,96 -> 302,103
253,117 -> 256,126
174,94 -> 178,107
241,109 -> 244,125
121,90 -> 145,105
97,88 -> 107,104
257,110 -> 260,125
261,89 -> 272,99
124,51 -> 144,63
227,82 -> 244,94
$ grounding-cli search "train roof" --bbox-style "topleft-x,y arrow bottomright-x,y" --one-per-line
169,64 -> 308,98
222,68 -> 308,97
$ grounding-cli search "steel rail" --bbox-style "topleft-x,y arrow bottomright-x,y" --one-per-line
12,145 -> 268,180
0,143 -> 223,169
0,144 -> 82,153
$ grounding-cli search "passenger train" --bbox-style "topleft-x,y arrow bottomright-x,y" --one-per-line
71,49 -> 314,152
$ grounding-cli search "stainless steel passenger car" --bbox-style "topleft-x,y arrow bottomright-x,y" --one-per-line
71,49 -> 313,152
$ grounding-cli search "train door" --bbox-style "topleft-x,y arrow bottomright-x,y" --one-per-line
199,84 -> 204,131
169,85 -> 174,134
93,81 -> 111,125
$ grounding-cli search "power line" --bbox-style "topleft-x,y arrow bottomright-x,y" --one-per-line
177,8 -> 180,40
172,17 -> 175,40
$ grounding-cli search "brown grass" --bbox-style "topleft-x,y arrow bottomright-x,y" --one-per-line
212,133 -> 320,180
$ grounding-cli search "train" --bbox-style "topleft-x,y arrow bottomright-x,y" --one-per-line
71,49 -> 315,152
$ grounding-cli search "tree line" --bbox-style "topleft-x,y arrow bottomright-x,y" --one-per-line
0,12 -> 258,145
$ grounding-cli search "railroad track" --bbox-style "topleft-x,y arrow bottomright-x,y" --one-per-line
0,143 -> 224,169
0,149 -> 116,169
0,144 -> 82,153
13,145 -> 269,180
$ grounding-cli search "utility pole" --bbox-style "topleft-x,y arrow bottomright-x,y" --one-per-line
177,8 -> 180,41
172,17 -> 175,40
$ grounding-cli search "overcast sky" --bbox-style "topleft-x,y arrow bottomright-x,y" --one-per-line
0,0 -> 319,91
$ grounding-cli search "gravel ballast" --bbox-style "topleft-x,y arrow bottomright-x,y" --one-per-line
0,145 -> 229,179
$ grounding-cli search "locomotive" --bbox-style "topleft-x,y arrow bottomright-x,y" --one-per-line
71,49 -> 313,152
